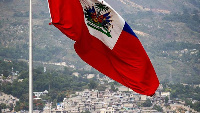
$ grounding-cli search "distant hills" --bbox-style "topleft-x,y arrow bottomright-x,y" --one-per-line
0,0 -> 199,84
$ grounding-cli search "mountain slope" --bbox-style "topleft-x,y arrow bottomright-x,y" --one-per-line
0,0 -> 199,83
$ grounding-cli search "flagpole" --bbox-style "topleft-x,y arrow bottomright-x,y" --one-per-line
29,0 -> 33,112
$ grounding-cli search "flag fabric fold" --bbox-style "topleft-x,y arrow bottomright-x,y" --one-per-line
48,0 -> 159,96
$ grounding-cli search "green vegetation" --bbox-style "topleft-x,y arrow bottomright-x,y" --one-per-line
0,0 -> 13,3
0,60 -> 97,111
33,99 -> 44,111
185,99 -> 200,112
186,0 -> 200,10
0,103 -> 8,113
81,110 -> 91,113
13,11 -> 29,17
0,21 -> 2,28
142,99 -> 152,107
110,84 -> 118,92
152,41 -> 200,51
165,96 -> 169,104
163,10 -> 200,32
88,80 -> 98,90
163,84 -> 200,111
0,59 -> 28,75
153,105 -> 163,112
149,41 -> 200,84
0,45 -> 67,62
165,84 -> 200,101
33,46 -> 64,62
0,46 -> 28,60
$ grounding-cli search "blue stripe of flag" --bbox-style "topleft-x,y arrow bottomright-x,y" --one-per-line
123,22 -> 138,38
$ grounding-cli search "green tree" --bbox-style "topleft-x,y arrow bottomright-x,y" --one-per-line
0,103 -> 7,112
165,96 -> 169,104
81,110 -> 91,113
33,99 -> 44,110
110,84 -> 118,92
57,92 -> 66,102
88,80 -> 98,90
142,99 -> 152,107
14,101 -> 20,112
153,105 -> 163,112
193,101 -> 200,112
2,70 -> 9,77
97,85 -> 107,91
95,3 -> 109,12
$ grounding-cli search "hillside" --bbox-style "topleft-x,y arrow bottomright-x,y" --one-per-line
0,0 -> 199,84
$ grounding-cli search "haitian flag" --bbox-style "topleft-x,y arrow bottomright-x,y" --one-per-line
48,0 -> 159,96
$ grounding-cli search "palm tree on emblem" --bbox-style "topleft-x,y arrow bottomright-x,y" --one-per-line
95,3 -> 109,13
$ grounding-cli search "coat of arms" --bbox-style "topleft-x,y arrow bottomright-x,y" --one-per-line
84,3 -> 113,38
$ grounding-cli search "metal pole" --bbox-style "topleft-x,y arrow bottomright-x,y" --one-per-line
29,0 -> 33,112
